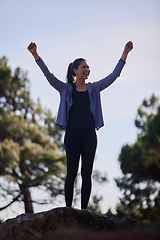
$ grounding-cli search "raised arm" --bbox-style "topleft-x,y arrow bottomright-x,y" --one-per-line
94,41 -> 133,91
27,42 -> 65,92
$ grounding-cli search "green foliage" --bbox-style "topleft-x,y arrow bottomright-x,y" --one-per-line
115,95 -> 160,225
88,195 -> 103,215
87,170 -> 107,215
0,56 -> 66,213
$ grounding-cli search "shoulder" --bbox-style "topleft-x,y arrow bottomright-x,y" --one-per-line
66,82 -> 73,89
64,82 -> 73,93
87,81 -> 99,90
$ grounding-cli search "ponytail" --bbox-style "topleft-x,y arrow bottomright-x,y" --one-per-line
66,58 -> 86,88
66,63 -> 75,88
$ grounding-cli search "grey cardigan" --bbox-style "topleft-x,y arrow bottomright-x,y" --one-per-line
36,57 -> 125,130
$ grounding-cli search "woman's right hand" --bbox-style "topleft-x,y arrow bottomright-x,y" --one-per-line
27,42 -> 37,54
27,42 -> 40,60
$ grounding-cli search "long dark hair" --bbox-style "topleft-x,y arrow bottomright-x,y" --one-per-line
66,58 -> 86,88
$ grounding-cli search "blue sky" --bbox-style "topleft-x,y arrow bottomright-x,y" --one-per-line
1,0 -> 160,219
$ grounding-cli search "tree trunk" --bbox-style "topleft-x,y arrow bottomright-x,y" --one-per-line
20,184 -> 34,213
19,158 -> 34,213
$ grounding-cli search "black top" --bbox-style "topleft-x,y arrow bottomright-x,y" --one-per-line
67,89 -> 95,129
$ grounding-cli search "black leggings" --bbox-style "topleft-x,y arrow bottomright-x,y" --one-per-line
64,128 -> 97,209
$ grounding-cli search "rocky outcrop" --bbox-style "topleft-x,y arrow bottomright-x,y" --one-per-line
0,207 -> 141,240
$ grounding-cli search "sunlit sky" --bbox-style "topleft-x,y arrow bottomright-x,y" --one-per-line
1,0 -> 160,220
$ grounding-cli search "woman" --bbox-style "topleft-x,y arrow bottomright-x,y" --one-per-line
27,41 -> 133,209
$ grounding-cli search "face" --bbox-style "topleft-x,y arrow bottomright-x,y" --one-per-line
74,60 -> 90,80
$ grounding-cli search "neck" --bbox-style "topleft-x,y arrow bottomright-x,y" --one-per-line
75,79 -> 87,91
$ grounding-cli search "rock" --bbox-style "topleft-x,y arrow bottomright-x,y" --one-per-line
39,229 -> 160,240
0,207 -> 141,240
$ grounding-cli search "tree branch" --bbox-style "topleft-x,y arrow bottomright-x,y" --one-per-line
0,194 -> 21,211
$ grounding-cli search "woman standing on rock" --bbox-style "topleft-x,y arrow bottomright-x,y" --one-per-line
27,41 -> 133,209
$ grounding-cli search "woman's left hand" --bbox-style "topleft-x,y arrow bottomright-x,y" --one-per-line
121,41 -> 133,61
124,41 -> 133,53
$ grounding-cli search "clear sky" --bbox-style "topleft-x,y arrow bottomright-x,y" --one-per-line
0,0 -> 160,219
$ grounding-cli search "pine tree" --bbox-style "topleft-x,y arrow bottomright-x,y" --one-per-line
115,95 -> 160,225
0,56 -> 66,213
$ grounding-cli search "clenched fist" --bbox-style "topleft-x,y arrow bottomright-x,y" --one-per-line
27,42 -> 39,60
121,41 -> 133,62
124,41 -> 133,53
27,42 -> 37,54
